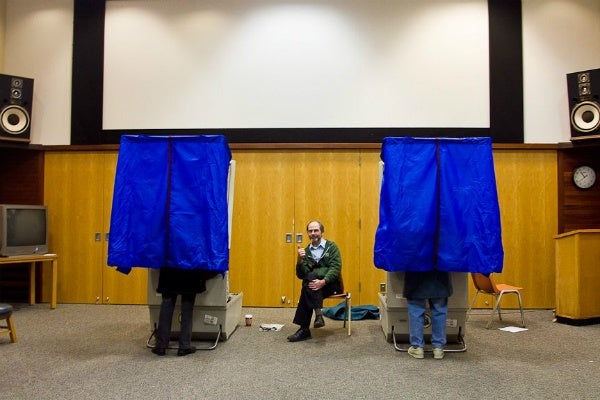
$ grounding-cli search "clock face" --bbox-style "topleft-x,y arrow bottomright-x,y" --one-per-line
573,165 -> 596,189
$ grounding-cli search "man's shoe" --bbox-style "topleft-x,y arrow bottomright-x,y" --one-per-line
287,328 -> 311,342
433,348 -> 445,360
314,315 -> 325,328
151,347 -> 166,356
177,346 -> 197,357
407,346 -> 424,359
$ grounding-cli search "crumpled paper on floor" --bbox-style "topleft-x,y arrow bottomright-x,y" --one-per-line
499,326 -> 528,333
259,324 -> 284,332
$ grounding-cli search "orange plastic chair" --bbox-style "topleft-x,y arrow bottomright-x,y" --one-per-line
467,273 -> 525,329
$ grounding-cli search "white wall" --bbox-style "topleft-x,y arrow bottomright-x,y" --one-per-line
2,0 -> 599,145
3,0 -> 72,146
522,0 -> 600,143
0,1 -> 6,69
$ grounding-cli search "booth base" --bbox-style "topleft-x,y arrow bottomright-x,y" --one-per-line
379,293 -> 466,350
147,269 -> 242,349
379,272 -> 468,352
148,292 -> 243,341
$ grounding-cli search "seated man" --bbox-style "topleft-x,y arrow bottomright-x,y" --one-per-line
287,220 -> 342,342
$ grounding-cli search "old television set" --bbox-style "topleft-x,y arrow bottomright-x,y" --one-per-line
0,204 -> 48,256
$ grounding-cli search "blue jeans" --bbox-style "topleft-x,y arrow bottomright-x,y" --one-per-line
407,297 -> 448,349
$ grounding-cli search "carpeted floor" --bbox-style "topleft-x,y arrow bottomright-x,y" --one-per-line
1,303 -> 599,399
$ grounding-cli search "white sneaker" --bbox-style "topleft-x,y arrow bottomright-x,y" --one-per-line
433,348 -> 444,360
408,346 -> 424,359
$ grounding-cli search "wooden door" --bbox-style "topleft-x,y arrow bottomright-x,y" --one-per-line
358,150 -> 386,305
228,151 -> 296,306
44,151 -> 104,303
293,151 -> 361,306
101,152 -> 148,304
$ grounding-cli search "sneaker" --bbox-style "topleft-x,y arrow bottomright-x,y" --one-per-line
407,346 -> 424,359
433,348 -> 444,360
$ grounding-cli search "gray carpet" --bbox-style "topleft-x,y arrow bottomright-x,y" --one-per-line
1,304 -> 599,400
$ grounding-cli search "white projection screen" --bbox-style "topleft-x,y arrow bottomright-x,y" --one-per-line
103,0 -> 489,130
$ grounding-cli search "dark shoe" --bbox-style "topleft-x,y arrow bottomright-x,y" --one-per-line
314,315 -> 325,328
287,328 -> 311,342
151,347 -> 166,356
177,346 -> 197,357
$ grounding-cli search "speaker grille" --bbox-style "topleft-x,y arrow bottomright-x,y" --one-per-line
0,74 -> 33,143
1,105 -> 30,134
567,68 -> 600,141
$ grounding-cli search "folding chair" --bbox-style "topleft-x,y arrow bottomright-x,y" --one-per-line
325,275 -> 352,335
467,273 -> 525,329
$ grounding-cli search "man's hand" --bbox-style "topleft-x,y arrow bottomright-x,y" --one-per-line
308,279 -> 326,291
297,246 -> 306,263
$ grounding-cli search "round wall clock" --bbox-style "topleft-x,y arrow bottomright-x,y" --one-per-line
572,165 -> 596,189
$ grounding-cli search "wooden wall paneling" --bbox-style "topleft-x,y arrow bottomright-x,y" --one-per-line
44,151 -> 105,303
472,150 -> 558,309
101,152 -> 148,305
0,148 -> 44,204
228,151 -> 296,306
44,151 -> 150,304
557,146 -> 600,233
0,148 -> 45,302
41,146 -> 562,309
294,151 -> 361,306
358,150 -> 386,305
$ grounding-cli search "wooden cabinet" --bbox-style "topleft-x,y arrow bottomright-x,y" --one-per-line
44,151 -> 147,304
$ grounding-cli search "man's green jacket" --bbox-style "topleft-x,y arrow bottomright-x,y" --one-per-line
295,240 -> 342,284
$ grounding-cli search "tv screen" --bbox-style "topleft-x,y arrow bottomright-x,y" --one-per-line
0,204 -> 48,256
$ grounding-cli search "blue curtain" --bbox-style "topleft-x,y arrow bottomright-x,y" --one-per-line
374,137 -> 503,274
107,135 -> 232,274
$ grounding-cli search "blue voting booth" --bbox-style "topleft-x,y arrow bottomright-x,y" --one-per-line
107,135 -> 242,348
374,137 -> 504,351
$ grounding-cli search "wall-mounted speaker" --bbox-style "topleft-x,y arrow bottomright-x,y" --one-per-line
0,74 -> 34,143
567,68 -> 600,141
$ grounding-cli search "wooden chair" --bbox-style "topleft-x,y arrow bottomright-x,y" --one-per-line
0,303 -> 17,343
467,273 -> 525,329
325,275 -> 352,335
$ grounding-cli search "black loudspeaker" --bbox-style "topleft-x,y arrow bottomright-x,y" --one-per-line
567,68 -> 600,141
0,73 -> 34,143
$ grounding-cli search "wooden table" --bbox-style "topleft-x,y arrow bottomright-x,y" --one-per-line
0,254 -> 58,309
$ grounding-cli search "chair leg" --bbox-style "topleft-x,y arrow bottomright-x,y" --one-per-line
342,298 -> 347,328
346,294 -> 351,336
6,315 -> 17,343
487,294 -> 502,329
466,291 -> 480,322
516,291 -> 525,328
496,293 -> 504,321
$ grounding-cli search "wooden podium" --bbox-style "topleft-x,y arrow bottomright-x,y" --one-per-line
554,230 -> 600,324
